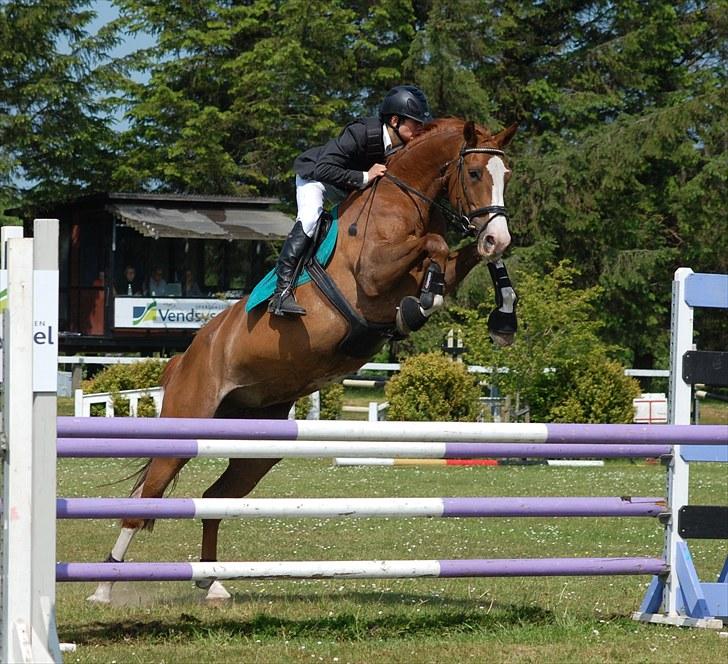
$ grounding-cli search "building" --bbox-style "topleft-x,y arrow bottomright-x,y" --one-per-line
19,192 -> 292,353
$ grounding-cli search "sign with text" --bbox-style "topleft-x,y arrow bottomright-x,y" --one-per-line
0,269 -> 59,390
114,296 -> 237,329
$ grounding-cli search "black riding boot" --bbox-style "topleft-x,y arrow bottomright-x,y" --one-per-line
268,220 -> 313,316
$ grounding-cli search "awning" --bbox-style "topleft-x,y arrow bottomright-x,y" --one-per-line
108,203 -> 294,240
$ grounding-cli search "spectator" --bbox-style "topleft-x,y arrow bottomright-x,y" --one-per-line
182,268 -> 204,297
116,265 -> 142,296
147,266 -> 167,297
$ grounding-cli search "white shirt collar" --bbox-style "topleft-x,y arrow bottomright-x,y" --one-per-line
382,124 -> 392,152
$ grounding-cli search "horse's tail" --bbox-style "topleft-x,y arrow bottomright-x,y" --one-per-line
128,459 -> 153,497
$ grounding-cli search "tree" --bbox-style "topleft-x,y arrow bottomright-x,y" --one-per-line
410,1 -> 727,364
3,1 -> 725,365
110,0 -> 417,197
0,0 -> 121,209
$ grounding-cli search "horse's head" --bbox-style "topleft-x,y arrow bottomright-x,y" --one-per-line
442,121 -> 517,261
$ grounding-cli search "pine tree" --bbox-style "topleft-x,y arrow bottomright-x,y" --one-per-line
0,0 -> 121,208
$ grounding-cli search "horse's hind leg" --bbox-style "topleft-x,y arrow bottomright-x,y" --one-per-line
196,457 -> 281,601
86,457 -> 190,603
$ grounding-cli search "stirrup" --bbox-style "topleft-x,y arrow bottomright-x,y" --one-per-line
268,291 -> 306,317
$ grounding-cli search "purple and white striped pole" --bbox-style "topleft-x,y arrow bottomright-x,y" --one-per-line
55,438 -> 675,458
56,557 -> 668,582
55,496 -> 666,520
56,417 -> 728,445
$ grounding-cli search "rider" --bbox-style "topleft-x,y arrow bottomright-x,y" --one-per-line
268,84 -> 432,317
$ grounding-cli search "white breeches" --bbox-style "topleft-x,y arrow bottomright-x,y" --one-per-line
295,176 -> 346,237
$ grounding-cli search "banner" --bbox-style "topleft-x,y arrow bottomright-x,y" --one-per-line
0,269 -> 59,390
114,296 -> 237,329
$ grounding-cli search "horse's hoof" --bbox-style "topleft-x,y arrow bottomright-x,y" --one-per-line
204,580 -> 231,601
490,331 -> 515,347
487,309 -> 517,336
86,583 -> 112,604
396,296 -> 429,335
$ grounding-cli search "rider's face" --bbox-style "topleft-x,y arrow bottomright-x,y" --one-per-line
391,117 -> 423,143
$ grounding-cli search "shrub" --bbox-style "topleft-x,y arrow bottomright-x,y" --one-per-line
529,355 -> 641,423
385,352 -> 482,421
82,359 -> 167,417
320,383 -> 344,420
295,383 -> 345,420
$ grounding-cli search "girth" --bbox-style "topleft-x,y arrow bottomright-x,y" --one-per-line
306,258 -> 398,358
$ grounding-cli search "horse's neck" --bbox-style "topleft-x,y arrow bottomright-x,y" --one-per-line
386,128 -> 460,200
333,128 -> 462,314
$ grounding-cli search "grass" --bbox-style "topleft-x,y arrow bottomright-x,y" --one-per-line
699,400 -> 728,425
56,456 -> 728,662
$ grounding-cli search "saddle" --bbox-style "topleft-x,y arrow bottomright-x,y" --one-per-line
304,212 -> 399,358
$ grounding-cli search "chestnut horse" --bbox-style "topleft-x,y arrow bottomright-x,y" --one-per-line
88,118 -> 516,603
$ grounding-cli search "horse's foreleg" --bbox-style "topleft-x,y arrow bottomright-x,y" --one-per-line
443,246 -> 518,346
358,234 -> 432,296
196,458 -> 280,601
86,457 -> 190,604
442,241 -> 481,293
486,259 -> 518,347
393,233 -> 450,335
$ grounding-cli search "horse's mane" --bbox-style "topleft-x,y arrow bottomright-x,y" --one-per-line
386,117 -> 492,171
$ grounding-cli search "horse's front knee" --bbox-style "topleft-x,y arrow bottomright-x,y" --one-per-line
423,233 -> 450,265
396,262 -> 445,335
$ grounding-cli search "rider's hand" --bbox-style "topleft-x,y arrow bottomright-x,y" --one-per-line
366,163 -> 387,183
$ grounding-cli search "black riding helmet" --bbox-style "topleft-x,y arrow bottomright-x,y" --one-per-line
379,85 -> 432,124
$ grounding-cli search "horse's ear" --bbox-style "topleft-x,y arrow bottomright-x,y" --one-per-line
463,120 -> 478,148
493,122 -> 518,148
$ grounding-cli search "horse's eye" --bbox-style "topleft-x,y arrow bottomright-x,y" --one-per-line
468,169 -> 481,180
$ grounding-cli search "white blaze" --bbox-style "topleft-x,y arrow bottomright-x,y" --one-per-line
487,156 -> 508,208
482,156 -> 511,255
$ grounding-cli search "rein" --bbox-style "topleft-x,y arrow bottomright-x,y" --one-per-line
383,144 -> 509,236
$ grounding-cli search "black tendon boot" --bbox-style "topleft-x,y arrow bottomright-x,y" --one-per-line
268,220 -> 313,316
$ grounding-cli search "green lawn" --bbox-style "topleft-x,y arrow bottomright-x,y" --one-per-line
56,455 -> 728,663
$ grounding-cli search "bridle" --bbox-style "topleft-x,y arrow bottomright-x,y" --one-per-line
382,142 -> 510,237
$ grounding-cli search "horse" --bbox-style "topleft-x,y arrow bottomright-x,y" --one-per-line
87,117 -> 517,603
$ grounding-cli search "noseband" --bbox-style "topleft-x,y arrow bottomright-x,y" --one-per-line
382,144 -> 509,238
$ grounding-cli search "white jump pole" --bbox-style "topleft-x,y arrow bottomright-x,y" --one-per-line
31,219 -> 62,662
2,237 -> 37,662
663,268 -> 692,619
1,221 -> 61,663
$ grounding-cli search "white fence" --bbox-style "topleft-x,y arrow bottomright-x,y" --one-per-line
74,387 -> 164,417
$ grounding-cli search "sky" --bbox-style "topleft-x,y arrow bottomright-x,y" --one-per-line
89,0 -> 154,59
87,1 -> 153,131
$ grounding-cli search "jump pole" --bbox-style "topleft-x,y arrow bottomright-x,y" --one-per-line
1,221 -> 62,663
55,495 -> 666,519
55,438 -> 678,458
56,417 -> 727,444
57,557 -> 668,582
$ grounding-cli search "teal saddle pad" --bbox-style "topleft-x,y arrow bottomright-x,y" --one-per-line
245,211 -> 339,312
